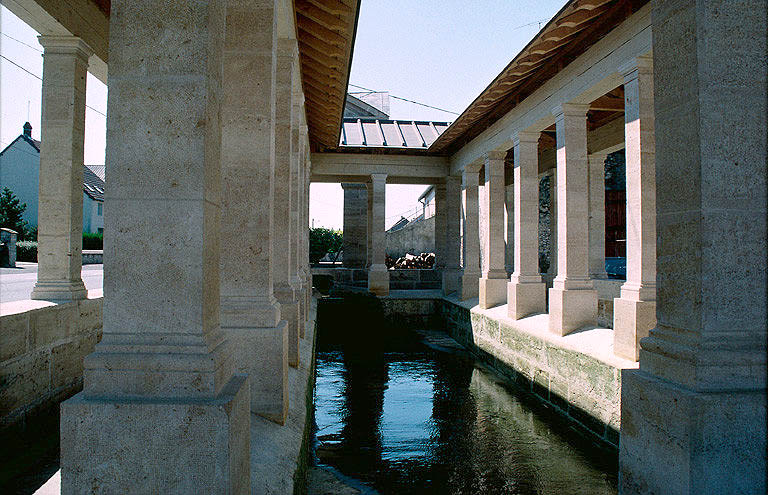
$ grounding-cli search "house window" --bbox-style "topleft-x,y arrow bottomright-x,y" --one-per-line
98,228 -> 103,234
97,203 -> 103,215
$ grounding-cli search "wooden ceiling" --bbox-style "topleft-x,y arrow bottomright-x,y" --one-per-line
428,0 -> 649,155
295,0 -> 360,151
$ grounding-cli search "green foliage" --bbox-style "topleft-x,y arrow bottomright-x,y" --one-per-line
309,227 -> 342,263
83,232 -> 103,250
0,187 -> 29,240
16,241 -> 37,262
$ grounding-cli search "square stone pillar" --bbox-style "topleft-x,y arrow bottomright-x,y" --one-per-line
507,131 -> 546,319
220,0 -> 287,423
290,90 -> 305,322
367,173 -> 389,295
342,183 -> 368,267
613,55 -> 656,361
478,150 -> 508,309
60,2 -> 250,492
299,126 -> 310,329
588,151 -> 609,280
548,103 -> 598,335
365,181 -> 373,267
30,36 -> 92,302
460,165 -> 481,300
434,182 -> 447,266
442,176 -> 462,295
620,2 -> 766,493
273,38 -> 300,367
504,171 -> 514,276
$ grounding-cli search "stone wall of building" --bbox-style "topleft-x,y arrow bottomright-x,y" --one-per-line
0,298 -> 102,430
386,216 -> 435,259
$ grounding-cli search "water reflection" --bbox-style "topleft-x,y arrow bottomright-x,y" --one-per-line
313,328 -> 617,494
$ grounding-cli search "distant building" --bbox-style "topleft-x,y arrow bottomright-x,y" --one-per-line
0,122 -> 105,234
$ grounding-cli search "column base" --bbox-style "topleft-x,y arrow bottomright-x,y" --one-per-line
613,298 -> 656,361
275,286 -> 299,368
61,374 -> 251,494
368,265 -> 389,296
460,271 -> 480,300
507,279 -> 546,319
548,287 -> 597,335
30,279 -> 87,302
226,320 -> 288,423
442,268 -> 461,296
478,276 -> 507,309
620,369 -> 766,495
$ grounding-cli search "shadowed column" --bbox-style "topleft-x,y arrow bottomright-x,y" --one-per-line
367,173 -> 389,295
442,176 -> 462,295
460,165 -> 481,300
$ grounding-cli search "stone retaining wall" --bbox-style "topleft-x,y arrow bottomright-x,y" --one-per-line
439,298 -> 622,448
0,298 -> 103,431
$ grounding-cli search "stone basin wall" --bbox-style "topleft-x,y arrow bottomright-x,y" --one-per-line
0,298 -> 103,431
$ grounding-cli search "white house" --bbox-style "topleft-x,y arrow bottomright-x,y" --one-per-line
0,122 -> 104,234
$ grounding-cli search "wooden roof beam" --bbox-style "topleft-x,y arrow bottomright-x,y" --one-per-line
297,13 -> 348,45
296,2 -> 347,31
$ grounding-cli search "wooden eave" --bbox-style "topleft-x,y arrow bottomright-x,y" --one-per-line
428,0 -> 649,156
296,0 -> 361,152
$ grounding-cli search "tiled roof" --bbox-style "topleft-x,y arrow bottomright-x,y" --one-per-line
83,166 -> 105,201
340,118 -> 451,149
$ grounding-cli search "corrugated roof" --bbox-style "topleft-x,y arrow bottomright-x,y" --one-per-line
340,118 -> 451,149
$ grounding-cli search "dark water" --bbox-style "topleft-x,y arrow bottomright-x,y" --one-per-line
312,327 -> 618,495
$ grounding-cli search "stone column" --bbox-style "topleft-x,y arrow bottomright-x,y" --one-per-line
548,103 -> 597,335
613,55 -> 656,361
367,173 -> 389,295
273,38 -> 300,367
460,165 -> 481,300
442,176 -> 462,295
588,151 -> 609,279
620,2 -> 766,492
507,131 -> 546,319
478,150 -> 508,309
304,146 -> 312,323
434,183 -> 447,266
219,0 -> 287,423
342,183 -> 368,267
30,36 -> 92,302
366,181 -> 373,266
60,2 -> 250,492
290,90 -> 304,322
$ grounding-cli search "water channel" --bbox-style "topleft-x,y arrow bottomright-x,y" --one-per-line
312,320 -> 618,494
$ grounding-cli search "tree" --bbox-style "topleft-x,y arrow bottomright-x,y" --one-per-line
309,227 -> 343,263
0,187 -> 28,239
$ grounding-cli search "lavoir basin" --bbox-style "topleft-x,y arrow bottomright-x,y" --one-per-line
312,308 -> 618,494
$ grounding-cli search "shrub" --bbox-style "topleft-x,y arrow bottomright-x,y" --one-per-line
309,227 -> 342,263
16,241 -> 37,262
82,232 -> 103,250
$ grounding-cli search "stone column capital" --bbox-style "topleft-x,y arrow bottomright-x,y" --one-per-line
38,35 -> 93,61
512,130 -> 540,146
462,168 -> 480,187
483,149 -> 507,162
619,53 -> 653,82
370,173 -> 387,184
551,102 -> 590,120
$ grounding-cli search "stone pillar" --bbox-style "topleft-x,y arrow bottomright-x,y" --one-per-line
547,168 -> 557,279
290,91 -> 304,322
460,166 -> 481,300
367,173 -> 389,295
588,151 -> 609,280
30,36 -> 92,302
478,150 -> 508,308
299,126 -> 310,329
613,55 -> 656,361
507,131 -> 546,319
365,181 -> 373,266
434,183 -> 447,266
441,176 -> 462,295
548,103 -> 597,335
620,2 -> 766,493
60,2 -> 250,492
219,0 -> 287,423
273,38 -> 300,367
304,146 -> 312,323
342,183 -> 368,267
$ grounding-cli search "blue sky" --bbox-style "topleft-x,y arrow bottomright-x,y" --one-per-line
0,1 -> 564,230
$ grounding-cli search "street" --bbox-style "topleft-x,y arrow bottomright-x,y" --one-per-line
0,263 -> 103,303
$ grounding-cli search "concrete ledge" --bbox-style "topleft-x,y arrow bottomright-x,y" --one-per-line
441,295 -> 637,448
81,250 -> 103,265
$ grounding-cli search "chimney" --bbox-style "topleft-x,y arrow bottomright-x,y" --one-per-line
23,122 -> 32,138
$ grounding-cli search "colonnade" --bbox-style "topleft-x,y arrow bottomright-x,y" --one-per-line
27,1 -> 313,491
